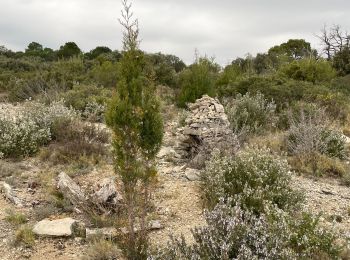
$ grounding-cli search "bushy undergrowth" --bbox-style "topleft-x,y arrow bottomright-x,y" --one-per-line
279,58 -> 336,84
218,76 -> 350,123
61,84 -> 111,121
13,225 -> 35,248
285,108 -> 347,176
152,146 -> 342,259
177,57 -> 219,107
5,209 -> 27,226
152,200 -> 340,260
202,148 -> 302,214
83,238 -> 121,260
286,108 -> 346,160
0,101 -> 77,158
225,92 -> 276,139
40,120 -> 110,164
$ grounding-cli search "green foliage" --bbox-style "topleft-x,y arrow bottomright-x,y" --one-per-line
333,47 -> 350,76
177,57 -> 219,107
218,75 -> 349,122
216,63 -> 243,86
330,74 -> 350,95
24,42 -> 56,61
279,58 -> 336,83
85,46 -> 112,60
14,225 -> 35,248
105,1 -> 163,258
91,61 -> 119,87
225,92 -> 276,139
61,84 -> 111,113
145,52 -> 186,87
253,53 -> 273,74
5,209 -> 27,226
288,212 -> 341,257
202,148 -> 302,214
57,42 -> 82,59
25,42 -> 43,57
268,39 -> 314,60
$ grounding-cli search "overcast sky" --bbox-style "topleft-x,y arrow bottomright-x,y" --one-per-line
1,0 -> 349,65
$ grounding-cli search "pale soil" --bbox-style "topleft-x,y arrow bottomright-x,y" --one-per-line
293,175 -> 350,238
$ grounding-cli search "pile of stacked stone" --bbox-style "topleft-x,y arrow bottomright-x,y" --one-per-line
175,95 -> 239,169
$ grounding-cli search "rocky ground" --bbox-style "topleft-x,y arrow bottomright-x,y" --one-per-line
1,97 -> 350,259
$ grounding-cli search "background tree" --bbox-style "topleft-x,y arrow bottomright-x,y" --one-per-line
57,42 -> 81,59
317,25 -> 350,60
177,56 -> 219,107
105,0 -> 163,258
0,45 -> 13,57
333,47 -> 350,75
25,42 -> 43,57
268,39 -> 314,60
84,46 -> 112,60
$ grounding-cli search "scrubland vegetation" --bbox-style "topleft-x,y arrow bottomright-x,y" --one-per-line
1,0 -> 350,259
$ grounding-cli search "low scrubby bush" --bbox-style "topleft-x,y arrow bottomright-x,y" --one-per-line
0,101 -> 77,158
152,200 -> 340,259
289,152 -> 347,177
0,111 -> 50,158
61,84 -> 111,118
225,92 -> 276,139
82,101 -> 106,122
285,107 -> 347,176
286,108 -> 346,160
83,238 -> 121,260
218,76 -> 350,122
40,119 -> 110,164
91,61 -> 119,87
5,209 -> 27,226
177,57 -> 219,107
13,225 -> 35,248
279,58 -> 336,84
202,148 -> 302,214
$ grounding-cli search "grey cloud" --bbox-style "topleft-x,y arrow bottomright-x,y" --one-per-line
1,0 -> 350,64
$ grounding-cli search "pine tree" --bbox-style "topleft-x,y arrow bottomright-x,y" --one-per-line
105,0 -> 163,258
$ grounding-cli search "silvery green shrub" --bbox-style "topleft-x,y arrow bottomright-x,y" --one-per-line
82,101 -> 105,122
151,199 -> 340,260
0,101 -> 77,158
0,113 -> 50,158
202,148 -> 303,214
225,92 -> 276,140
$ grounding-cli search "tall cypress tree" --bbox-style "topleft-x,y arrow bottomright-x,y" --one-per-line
105,0 -> 163,258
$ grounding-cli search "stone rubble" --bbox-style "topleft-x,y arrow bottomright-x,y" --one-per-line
174,95 -> 239,169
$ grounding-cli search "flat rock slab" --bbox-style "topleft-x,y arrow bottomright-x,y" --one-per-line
33,218 -> 84,237
185,168 -> 201,181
